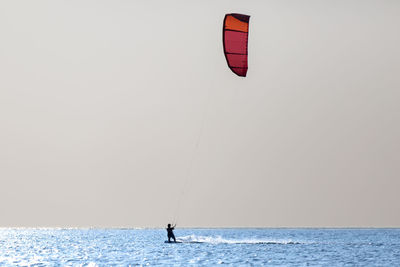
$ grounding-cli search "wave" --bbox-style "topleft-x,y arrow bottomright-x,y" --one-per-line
176,235 -> 301,245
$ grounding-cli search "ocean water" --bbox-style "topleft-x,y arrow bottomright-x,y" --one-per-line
0,228 -> 399,266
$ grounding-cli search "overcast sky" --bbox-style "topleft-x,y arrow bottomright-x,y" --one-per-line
1,0 -> 399,228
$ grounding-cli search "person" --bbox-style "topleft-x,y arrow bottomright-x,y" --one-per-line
166,223 -> 176,242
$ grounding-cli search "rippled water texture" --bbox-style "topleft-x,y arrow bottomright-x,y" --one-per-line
0,228 -> 399,266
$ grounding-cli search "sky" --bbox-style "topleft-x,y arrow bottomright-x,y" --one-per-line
0,0 -> 399,228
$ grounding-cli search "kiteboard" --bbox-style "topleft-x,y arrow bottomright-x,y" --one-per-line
164,240 -> 205,244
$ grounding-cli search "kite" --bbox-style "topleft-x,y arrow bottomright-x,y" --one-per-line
222,13 -> 250,77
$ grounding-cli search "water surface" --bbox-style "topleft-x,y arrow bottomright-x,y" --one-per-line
0,228 -> 399,266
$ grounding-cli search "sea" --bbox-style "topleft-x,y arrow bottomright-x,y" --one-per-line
0,228 -> 399,266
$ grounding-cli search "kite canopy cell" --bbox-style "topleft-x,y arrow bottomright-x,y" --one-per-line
223,13 -> 250,77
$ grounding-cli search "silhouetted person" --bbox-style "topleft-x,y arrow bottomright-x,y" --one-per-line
166,223 -> 176,242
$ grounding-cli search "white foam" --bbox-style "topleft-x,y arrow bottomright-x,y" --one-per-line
176,235 -> 300,245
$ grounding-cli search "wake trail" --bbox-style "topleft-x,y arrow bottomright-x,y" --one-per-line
176,235 -> 302,245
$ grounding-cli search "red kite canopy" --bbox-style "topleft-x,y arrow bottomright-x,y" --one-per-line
223,13 -> 250,77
